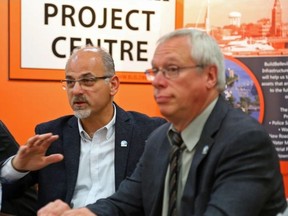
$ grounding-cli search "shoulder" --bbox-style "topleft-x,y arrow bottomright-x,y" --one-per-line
128,111 -> 166,124
35,115 -> 76,132
211,96 -> 265,134
146,123 -> 170,143
122,111 -> 167,137
115,103 -> 166,126
225,106 -> 266,134
211,102 -> 273,157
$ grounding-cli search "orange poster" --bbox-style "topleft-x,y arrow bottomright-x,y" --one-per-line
184,0 -> 288,159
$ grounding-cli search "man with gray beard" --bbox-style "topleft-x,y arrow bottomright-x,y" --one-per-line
0,45 -> 166,211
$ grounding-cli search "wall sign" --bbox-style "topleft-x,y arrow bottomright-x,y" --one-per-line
9,0 -> 183,83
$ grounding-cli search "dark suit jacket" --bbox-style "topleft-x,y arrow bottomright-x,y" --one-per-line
0,120 -> 37,216
89,96 -> 287,216
1,104 -> 166,210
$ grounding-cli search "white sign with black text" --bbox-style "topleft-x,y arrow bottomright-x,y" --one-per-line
21,0 -> 175,72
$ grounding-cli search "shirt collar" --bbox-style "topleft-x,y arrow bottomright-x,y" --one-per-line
169,97 -> 218,151
78,104 -> 116,141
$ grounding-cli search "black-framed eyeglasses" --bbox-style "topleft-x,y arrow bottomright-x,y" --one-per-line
61,76 -> 112,90
144,65 -> 204,81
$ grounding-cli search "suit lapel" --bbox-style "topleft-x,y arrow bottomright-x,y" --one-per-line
63,117 -> 81,203
182,96 -> 229,215
114,105 -> 133,189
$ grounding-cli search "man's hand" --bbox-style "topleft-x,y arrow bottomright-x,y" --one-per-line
12,133 -> 63,172
37,200 -> 70,216
37,200 -> 96,216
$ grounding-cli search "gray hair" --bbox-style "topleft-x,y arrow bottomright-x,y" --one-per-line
157,28 -> 226,92
66,44 -> 115,77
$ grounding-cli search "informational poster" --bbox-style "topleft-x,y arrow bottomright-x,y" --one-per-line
236,56 -> 288,159
184,0 -> 288,159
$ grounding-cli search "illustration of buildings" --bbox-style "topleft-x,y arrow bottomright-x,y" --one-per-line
270,0 -> 283,36
229,11 -> 241,27
184,0 -> 288,55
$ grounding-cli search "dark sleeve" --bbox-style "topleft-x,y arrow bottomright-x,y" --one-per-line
0,121 -> 19,161
0,120 -> 38,216
1,186 -> 38,216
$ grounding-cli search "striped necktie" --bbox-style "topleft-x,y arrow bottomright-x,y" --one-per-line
168,131 -> 185,216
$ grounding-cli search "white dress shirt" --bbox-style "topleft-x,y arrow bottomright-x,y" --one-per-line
71,109 -> 116,208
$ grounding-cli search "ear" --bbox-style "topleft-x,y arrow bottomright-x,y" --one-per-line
206,65 -> 218,89
109,75 -> 120,96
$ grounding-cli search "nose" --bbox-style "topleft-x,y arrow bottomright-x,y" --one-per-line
152,71 -> 166,88
71,81 -> 84,94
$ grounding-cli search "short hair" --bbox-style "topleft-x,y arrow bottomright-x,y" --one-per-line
66,45 -> 115,77
157,28 -> 226,92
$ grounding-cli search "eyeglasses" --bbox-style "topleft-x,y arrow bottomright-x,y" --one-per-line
61,76 -> 112,90
144,65 -> 204,81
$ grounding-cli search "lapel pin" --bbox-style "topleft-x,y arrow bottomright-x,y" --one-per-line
121,140 -> 128,147
202,145 -> 209,155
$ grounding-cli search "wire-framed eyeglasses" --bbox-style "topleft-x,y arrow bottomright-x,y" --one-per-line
144,65 -> 204,81
61,76 -> 112,90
